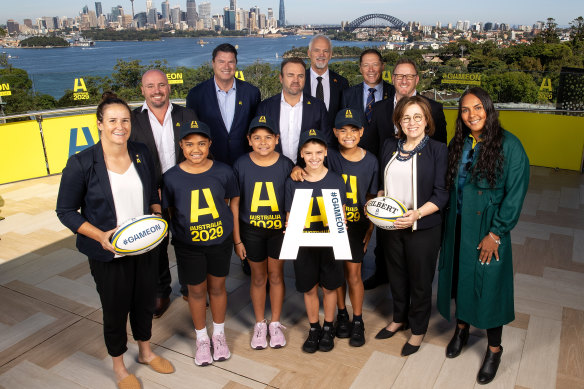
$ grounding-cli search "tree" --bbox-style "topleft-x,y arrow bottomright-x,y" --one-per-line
483,72 -> 539,103
540,18 -> 560,44
569,16 -> 584,54
0,27 -> 6,37
241,62 -> 280,100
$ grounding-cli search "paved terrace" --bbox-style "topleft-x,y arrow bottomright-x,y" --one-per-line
0,166 -> 583,388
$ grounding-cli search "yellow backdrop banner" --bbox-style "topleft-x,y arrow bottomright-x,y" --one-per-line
0,120 -> 48,184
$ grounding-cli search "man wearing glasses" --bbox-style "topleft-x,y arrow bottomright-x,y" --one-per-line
363,57 -> 447,291
341,49 -> 394,154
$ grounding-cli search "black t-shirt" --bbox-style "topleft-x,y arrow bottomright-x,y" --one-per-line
326,148 -> 379,228
285,170 -> 347,233
162,161 -> 239,246
233,153 -> 294,230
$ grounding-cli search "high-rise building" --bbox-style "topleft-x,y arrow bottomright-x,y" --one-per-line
199,2 -> 211,28
455,20 -> 464,31
161,0 -> 170,20
278,0 -> 285,27
111,6 -> 124,21
23,19 -> 33,28
6,20 -> 19,34
463,20 -> 470,31
230,0 -> 237,11
95,2 -> 103,16
146,0 -> 152,12
170,6 -> 181,24
82,5 -> 89,14
224,7 -> 235,30
187,0 -> 198,28
147,8 -> 157,25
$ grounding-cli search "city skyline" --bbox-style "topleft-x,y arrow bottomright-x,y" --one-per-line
2,0 -> 581,27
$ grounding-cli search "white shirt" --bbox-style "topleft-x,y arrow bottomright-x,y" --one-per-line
385,157 -> 413,210
141,102 -> 175,174
214,77 -> 237,133
279,93 -> 304,163
310,68 -> 330,110
107,163 -> 144,226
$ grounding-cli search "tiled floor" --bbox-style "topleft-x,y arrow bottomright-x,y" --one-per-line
0,166 -> 583,388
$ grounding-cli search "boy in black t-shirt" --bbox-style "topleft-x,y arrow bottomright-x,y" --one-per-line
232,116 -> 294,350
284,130 -> 347,353
162,120 -> 239,367
327,108 -> 379,347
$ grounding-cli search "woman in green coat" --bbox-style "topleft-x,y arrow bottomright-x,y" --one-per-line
436,87 -> 529,385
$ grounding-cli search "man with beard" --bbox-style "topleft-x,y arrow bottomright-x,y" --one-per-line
256,57 -> 330,164
303,35 -> 349,130
131,69 -> 198,316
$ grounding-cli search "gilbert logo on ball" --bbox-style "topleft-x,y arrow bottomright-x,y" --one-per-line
111,215 -> 168,255
365,197 -> 407,230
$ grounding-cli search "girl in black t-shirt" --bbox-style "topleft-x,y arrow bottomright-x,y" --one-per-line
232,116 -> 294,350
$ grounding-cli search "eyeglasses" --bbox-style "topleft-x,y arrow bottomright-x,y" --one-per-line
401,114 -> 424,123
393,74 -> 417,81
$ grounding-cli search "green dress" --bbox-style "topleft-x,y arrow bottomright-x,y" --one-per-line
437,130 -> 530,329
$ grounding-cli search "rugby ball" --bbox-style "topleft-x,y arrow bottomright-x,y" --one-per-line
365,197 -> 408,230
111,215 -> 168,255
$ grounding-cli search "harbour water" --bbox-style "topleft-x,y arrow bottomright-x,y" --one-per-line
2,36 -> 383,98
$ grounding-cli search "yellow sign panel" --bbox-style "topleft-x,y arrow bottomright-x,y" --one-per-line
73,78 -> 90,100
0,120 -> 48,184
441,73 -> 482,86
538,77 -> 553,100
0,91 -> 11,96
235,70 -> 245,81
166,72 -> 183,85
42,113 -> 100,174
0,83 -> 12,96
382,71 -> 391,83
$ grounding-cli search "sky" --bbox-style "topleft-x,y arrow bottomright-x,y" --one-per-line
3,0 -> 582,27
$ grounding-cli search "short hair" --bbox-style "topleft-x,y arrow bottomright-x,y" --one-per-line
392,95 -> 435,139
359,49 -> 383,65
212,43 -> 238,63
309,34 -> 332,51
96,92 -> 130,123
280,57 -> 306,74
392,57 -> 419,75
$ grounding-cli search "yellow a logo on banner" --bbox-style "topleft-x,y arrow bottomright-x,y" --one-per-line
235,71 -> 245,81
73,78 -> 88,92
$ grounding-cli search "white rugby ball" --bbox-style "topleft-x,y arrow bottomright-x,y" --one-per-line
365,197 -> 408,230
111,215 -> 168,255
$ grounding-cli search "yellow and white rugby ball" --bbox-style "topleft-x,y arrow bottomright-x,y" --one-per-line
111,215 -> 168,255
365,197 -> 408,230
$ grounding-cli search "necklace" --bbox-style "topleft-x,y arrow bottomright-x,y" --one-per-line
396,135 -> 429,161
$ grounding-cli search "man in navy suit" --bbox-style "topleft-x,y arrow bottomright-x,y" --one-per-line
131,69 -> 198,316
341,49 -> 395,155
256,57 -> 329,164
186,43 -> 261,166
303,35 -> 349,130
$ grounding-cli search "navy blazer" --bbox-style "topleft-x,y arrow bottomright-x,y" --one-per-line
256,93 -> 332,151
185,77 -> 261,166
371,93 -> 448,154
379,137 -> 448,230
303,68 -> 350,129
130,103 -> 198,187
56,141 -> 159,262
341,81 -> 395,155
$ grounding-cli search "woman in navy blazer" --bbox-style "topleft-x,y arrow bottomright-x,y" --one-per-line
56,92 -> 174,388
372,96 -> 448,357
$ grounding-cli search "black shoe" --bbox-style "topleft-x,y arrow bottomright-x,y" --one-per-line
374,322 -> 409,339
363,274 -> 388,290
334,311 -> 351,338
319,325 -> 334,352
401,342 -> 420,357
349,321 -> 365,347
302,328 -> 320,353
242,258 -> 251,276
477,346 -> 503,385
446,325 -> 469,358
153,296 -> 171,318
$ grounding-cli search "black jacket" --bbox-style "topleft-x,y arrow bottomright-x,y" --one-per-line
303,68 -> 350,129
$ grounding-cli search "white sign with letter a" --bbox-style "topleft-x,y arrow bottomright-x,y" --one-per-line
280,189 -> 352,260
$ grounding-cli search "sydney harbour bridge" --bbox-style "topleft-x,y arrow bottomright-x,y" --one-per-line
305,14 -> 407,30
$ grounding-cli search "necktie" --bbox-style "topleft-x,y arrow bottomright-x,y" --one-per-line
316,76 -> 324,102
366,88 -> 376,123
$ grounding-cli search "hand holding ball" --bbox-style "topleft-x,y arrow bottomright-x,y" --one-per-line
110,215 -> 168,255
365,197 -> 408,230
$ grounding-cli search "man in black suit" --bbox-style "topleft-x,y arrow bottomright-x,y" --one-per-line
256,57 -> 329,164
186,43 -> 261,166
341,49 -> 395,154
303,35 -> 349,130
130,69 -> 198,315
363,58 -> 448,290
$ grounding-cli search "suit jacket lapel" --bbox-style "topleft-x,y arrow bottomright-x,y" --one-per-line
301,97 -> 312,130
232,79 -> 243,133
136,109 -> 157,149
93,142 -> 116,216
207,78 -> 228,133
169,104 -> 183,163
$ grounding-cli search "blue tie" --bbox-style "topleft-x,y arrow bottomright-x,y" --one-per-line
366,88 -> 376,123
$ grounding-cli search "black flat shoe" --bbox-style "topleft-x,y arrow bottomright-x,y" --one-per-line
374,322 -> 409,339
401,342 -> 420,356
446,325 -> 469,358
477,346 -> 503,385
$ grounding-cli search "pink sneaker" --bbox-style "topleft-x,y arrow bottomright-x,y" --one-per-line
269,322 -> 287,348
251,321 -> 268,350
194,337 -> 212,366
212,332 -> 231,361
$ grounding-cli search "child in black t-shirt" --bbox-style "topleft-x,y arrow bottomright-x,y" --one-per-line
327,108 -> 379,347
284,129 -> 347,354
232,116 -> 294,350
162,120 -> 239,367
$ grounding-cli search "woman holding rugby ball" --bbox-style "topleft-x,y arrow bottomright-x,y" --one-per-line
56,92 -> 173,389
373,96 -> 448,357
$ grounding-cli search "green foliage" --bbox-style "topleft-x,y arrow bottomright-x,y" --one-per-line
483,72 -> 539,103
283,45 -> 371,59
19,36 -> 69,47
241,62 -> 280,100
538,18 -> 560,44
329,60 -> 362,86
0,27 -> 6,37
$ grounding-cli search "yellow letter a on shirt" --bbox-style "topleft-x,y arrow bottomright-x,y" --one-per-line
250,182 -> 279,212
191,188 -> 219,223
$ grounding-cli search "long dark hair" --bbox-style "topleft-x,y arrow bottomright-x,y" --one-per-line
446,87 -> 504,189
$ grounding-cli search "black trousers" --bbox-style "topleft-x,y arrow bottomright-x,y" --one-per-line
89,250 -> 158,357
381,224 -> 441,335
372,228 -> 388,283
452,215 -> 503,347
156,234 -> 173,298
